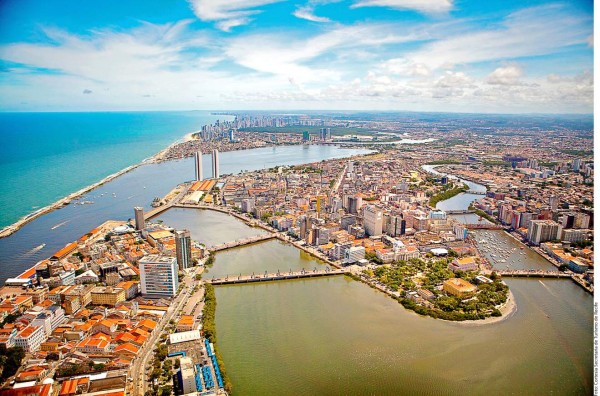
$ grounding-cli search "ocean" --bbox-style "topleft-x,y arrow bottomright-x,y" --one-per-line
0,111 -> 227,229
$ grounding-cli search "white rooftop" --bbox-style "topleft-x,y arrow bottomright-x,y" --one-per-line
169,330 -> 201,344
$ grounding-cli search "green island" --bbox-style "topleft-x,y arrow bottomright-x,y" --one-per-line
361,258 -> 509,321
468,204 -> 500,224
429,183 -> 469,206
201,283 -> 233,393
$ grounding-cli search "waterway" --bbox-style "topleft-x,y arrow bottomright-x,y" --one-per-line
201,164 -> 593,395
152,209 -> 268,248
0,145 -> 371,283
422,164 -> 486,211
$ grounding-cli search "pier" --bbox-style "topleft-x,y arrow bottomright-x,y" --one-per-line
209,234 -> 277,252
208,268 -> 348,285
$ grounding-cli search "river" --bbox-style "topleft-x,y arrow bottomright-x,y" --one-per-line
0,145 -> 371,283
180,165 -> 593,395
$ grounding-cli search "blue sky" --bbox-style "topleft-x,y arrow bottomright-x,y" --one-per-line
0,0 -> 593,113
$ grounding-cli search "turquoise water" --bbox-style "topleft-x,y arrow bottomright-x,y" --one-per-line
0,111 -> 226,228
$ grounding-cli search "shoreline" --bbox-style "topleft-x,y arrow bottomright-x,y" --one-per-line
0,131 -> 200,240
0,135 -> 369,240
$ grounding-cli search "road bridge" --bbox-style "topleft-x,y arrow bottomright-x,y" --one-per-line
208,268 -> 347,285
465,223 -> 504,230
494,269 -> 571,278
208,234 -> 277,252
445,210 -> 476,215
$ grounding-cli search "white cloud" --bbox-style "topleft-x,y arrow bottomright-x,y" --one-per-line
405,5 -> 591,70
224,22 -> 428,83
486,64 -> 523,86
293,5 -> 331,22
352,0 -> 453,14
188,0 -> 284,31
380,59 -> 431,77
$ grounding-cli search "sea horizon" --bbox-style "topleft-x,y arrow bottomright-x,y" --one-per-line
0,111 -> 229,229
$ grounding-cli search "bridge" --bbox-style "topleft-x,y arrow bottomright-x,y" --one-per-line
208,234 -> 277,252
493,269 -> 571,278
445,210 -> 475,215
467,191 -> 486,195
208,268 -> 348,285
464,223 -> 504,230
145,203 -> 173,219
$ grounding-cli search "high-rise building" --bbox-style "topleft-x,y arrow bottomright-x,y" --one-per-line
527,220 -> 560,245
211,149 -> 220,179
363,205 -> 383,236
319,128 -> 331,140
561,213 -> 575,229
134,207 -> 145,231
139,255 -> 179,297
194,151 -> 203,181
228,129 -> 235,142
175,230 -> 192,270
302,131 -> 310,142
346,195 -> 362,215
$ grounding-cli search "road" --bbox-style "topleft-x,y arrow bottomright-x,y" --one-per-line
129,267 -> 199,396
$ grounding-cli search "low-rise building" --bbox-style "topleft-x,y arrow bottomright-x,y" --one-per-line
90,287 -> 126,307
448,256 -> 478,272
14,325 -> 46,353
443,278 -> 477,298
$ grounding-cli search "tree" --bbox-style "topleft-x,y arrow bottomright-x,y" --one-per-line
0,346 -> 25,380
46,352 -> 60,361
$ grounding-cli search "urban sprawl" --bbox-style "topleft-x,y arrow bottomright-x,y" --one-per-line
0,113 -> 593,396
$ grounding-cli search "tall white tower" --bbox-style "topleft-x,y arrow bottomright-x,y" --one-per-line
194,151 -> 203,181
212,149 -> 220,179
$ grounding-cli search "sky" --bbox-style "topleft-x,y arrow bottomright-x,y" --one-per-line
0,0 -> 593,113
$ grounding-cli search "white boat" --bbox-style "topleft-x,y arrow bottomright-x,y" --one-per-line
51,220 -> 69,230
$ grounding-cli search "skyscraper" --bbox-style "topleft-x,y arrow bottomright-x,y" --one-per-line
319,128 -> 331,140
175,230 -> 192,270
139,255 -> 179,297
363,205 -> 383,236
134,207 -> 145,231
194,151 -> 203,181
212,149 -> 219,179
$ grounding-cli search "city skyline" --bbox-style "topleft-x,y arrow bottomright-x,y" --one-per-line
0,0 -> 593,113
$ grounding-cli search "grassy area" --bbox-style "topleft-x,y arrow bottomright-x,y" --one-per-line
202,284 -> 233,393
425,159 -> 462,165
